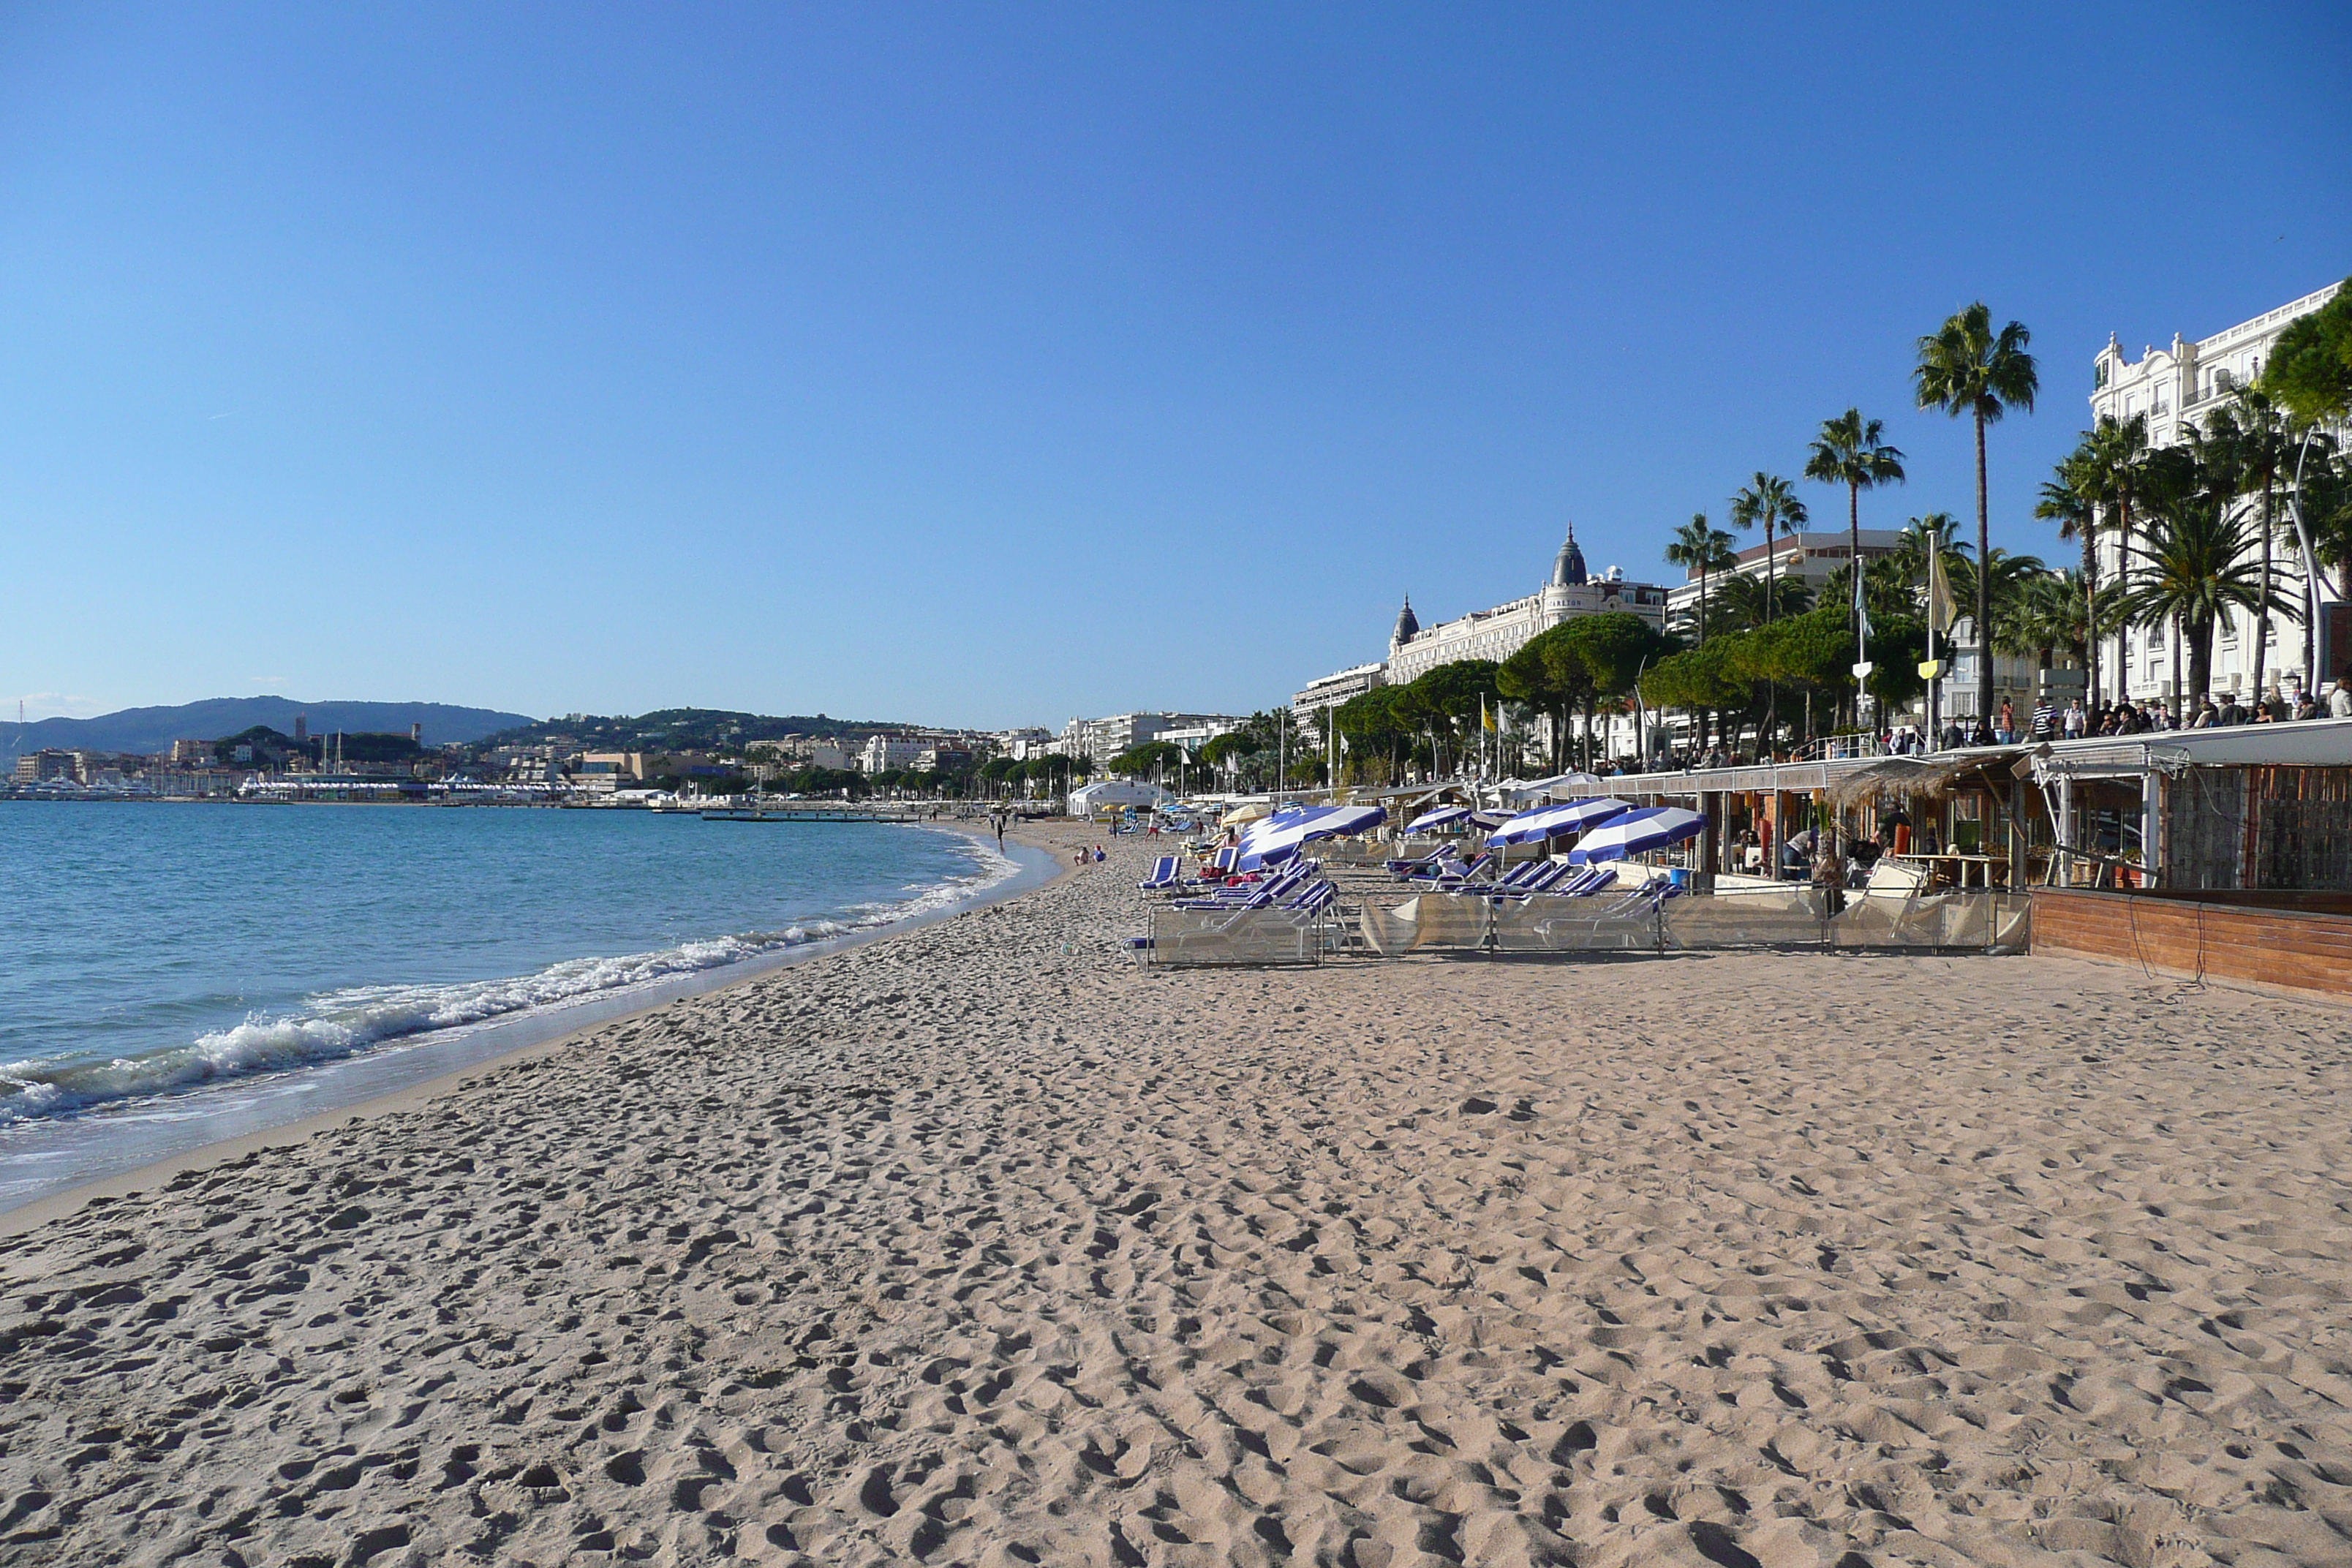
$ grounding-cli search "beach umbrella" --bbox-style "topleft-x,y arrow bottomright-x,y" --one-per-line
1237,803 -> 1387,870
1221,801 -> 1273,827
1567,806 -> 1705,864
1405,804 -> 1471,835
1487,796 -> 1630,848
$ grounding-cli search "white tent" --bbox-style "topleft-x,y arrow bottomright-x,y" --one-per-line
1069,780 -> 1169,815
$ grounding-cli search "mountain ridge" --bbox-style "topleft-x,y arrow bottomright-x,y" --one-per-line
5,697 -> 539,762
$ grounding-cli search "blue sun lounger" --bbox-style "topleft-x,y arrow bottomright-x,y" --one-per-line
1139,855 -> 1183,891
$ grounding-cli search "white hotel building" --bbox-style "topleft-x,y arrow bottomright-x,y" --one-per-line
1376,529 -> 1669,687
2089,279 -> 2345,706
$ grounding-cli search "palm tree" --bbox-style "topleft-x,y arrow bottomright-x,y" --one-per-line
1707,569 -> 1812,635
1950,547 -> 2050,634
2119,495 -> 2298,705
1728,472 -> 1808,753
1891,511 -> 1964,577
1993,570 -> 2089,672
2206,388 -> 2296,699
1727,473 -> 1809,626
1804,410 -> 1906,726
1663,513 -> 1737,641
2070,415 -> 2147,702
1915,302 -> 2039,728
2035,458 -> 2101,699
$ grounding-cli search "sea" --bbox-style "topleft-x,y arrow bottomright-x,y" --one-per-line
0,802 -> 1046,1212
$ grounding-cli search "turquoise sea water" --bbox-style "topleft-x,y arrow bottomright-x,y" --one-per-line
0,803 -> 1011,1131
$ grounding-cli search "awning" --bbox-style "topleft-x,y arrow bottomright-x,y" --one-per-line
1567,806 -> 1705,864
1237,803 -> 1388,870
1487,796 -> 1630,847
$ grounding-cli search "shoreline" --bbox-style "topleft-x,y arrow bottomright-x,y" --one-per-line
0,816 -> 1066,1238
7,826 -> 2345,1567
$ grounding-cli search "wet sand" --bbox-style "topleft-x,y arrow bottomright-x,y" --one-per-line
1,825 -> 2347,1567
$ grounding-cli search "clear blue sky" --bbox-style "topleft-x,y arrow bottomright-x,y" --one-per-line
5,4 -> 2346,728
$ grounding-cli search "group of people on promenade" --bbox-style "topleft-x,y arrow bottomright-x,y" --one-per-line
1654,675 -> 2352,772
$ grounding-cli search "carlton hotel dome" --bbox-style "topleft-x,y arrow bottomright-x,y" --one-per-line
1382,527 -> 1667,687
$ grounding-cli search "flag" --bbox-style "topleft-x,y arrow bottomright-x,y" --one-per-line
1928,546 -> 1956,634
1852,560 -> 1872,643
1482,697 -> 1496,731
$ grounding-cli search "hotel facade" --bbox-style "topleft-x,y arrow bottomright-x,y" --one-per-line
2089,279 -> 2345,705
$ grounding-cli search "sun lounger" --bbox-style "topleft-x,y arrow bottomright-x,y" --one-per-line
1488,859 -> 1577,900
1171,860 -> 1316,911
1419,852 -> 1497,889
1138,855 -> 1182,891
1383,847 -> 1453,875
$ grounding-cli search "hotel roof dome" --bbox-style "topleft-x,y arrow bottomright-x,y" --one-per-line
1551,529 -> 1588,588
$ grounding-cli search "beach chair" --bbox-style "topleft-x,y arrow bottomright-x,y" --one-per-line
1384,847 -> 1452,876
1491,859 -> 1577,900
1416,851 -> 1496,889
1283,879 -> 1337,914
1172,861 -> 1312,911
1550,866 -> 1618,898
1138,855 -> 1182,892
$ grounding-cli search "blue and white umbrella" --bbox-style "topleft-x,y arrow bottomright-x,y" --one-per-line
1486,796 -> 1630,848
1567,806 -> 1705,864
1405,804 -> 1472,836
1237,803 -> 1387,870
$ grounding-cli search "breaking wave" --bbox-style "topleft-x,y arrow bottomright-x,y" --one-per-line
0,830 -> 1017,1126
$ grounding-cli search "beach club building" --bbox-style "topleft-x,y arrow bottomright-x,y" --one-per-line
1531,719 -> 2352,1002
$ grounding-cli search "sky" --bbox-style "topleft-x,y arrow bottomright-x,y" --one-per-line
4,4 -> 2347,729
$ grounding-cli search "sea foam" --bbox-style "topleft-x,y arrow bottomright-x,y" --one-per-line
0,829 -> 1018,1126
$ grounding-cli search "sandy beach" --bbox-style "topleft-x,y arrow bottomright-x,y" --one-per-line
3,823 -> 2348,1568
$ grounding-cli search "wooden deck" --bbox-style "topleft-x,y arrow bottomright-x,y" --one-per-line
2030,887 -> 2352,1003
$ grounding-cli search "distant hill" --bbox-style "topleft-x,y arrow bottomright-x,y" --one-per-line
4,697 -> 538,763
480,707 -> 917,752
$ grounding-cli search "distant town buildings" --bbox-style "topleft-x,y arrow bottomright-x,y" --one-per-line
857,734 -> 924,774
1290,663 -> 1387,717
1050,712 -> 1240,764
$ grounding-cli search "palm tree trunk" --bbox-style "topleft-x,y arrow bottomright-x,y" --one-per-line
2081,527 -> 2098,703
1974,405 -> 1992,731
2190,615 -> 2215,705
1763,521 -> 1778,756
2170,612 -> 2182,718
2252,480 -> 2274,700
1848,480 -> 1863,733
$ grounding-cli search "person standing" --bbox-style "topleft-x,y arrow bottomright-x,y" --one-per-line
2332,679 -> 2352,719
2030,696 -> 2057,742
2062,699 -> 2087,739
1997,697 -> 2015,744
